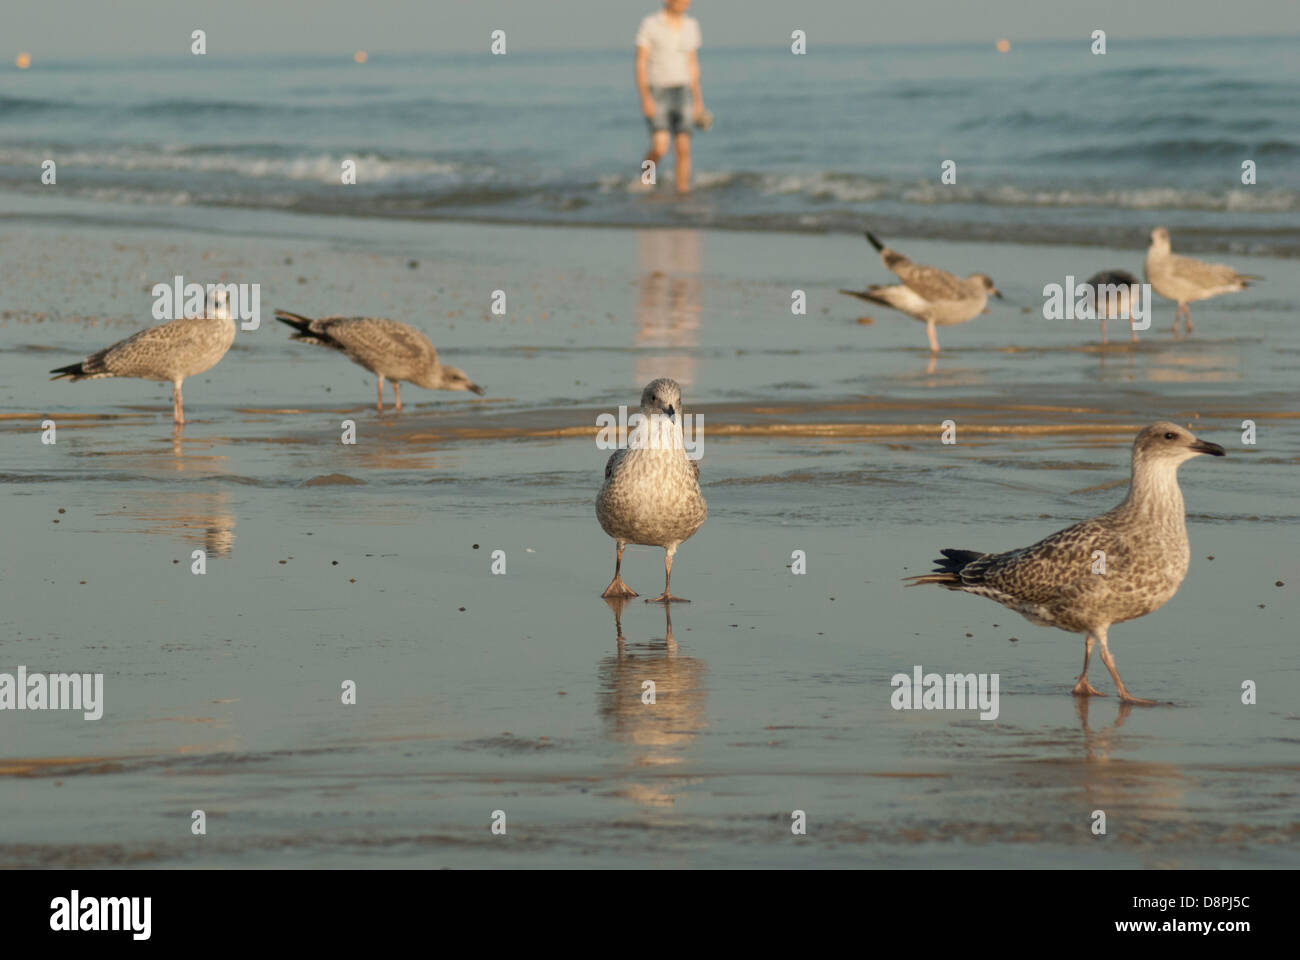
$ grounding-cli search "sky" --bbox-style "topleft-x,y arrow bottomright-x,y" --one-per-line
6,0 -> 1298,58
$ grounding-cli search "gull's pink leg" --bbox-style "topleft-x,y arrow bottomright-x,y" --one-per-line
1072,634 -> 1106,696
1097,628 -> 1158,705
376,375 -> 385,412
601,540 -> 637,598
647,545 -> 689,604
172,380 -> 185,424
393,381 -> 402,411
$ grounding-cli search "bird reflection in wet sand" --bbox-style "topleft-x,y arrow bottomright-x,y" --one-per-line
1071,697 -> 1188,843
118,490 -> 237,557
597,600 -> 707,807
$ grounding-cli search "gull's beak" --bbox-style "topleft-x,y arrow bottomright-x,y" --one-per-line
664,405 -> 676,420
468,383 -> 485,396
1191,438 -> 1226,457
992,288 -> 1004,300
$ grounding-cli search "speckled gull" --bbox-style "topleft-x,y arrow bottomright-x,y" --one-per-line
907,422 -> 1225,704
275,311 -> 483,411
840,231 -> 1002,353
49,289 -> 235,425
596,378 -> 707,603
1146,227 -> 1259,335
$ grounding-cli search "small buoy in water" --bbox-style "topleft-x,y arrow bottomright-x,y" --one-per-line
16,52 -> 32,69
996,39 -> 1011,53
354,50 -> 368,64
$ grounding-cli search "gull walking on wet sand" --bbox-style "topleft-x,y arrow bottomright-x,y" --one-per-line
1084,270 -> 1142,344
840,231 -> 1001,353
275,311 -> 483,411
1146,227 -> 1259,335
907,422 -> 1225,704
49,289 -> 235,425
597,378 -> 707,603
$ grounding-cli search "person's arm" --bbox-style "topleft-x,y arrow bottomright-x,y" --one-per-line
688,50 -> 702,110
635,46 -> 655,118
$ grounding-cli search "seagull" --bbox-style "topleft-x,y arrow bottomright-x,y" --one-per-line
906,422 -> 1225,704
596,378 -> 707,603
275,311 -> 483,411
49,288 -> 236,424
1145,228 -> 1259,335
840,231 -> 1001,353
1083,270 -> 1142,344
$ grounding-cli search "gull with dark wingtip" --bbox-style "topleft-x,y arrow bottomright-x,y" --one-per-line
840,231 -> 1002,353
907,422 -> 1225,704
49,288 -> 235,425
276,310 -> 483,411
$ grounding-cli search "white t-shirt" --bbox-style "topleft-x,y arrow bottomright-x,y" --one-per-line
635,11 -> 701,88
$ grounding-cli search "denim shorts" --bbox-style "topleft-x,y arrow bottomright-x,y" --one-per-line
647,86 -> 692,136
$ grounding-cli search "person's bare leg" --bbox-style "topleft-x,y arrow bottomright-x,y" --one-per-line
601,540 -> 638,598
644,131 -> 669,185
1072,634 -> 1106,696
1096,626 -> 1158,704
393,381 -> 402,412
647,544 -> 688,603
926,320 -> 940,354
376,375 -> 385,412
172,380 -> 185,424
674,132 -> 692,194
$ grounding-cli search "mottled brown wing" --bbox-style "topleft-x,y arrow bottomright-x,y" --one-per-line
962,517 -> 1124,606
323,317 -> 437,365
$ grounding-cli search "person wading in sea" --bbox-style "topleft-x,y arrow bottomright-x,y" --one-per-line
635,0 -> 708,194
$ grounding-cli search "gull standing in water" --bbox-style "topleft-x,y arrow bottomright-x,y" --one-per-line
1145,227 -> 1259,335
1083,270 -> 1142,345
840,231 -> 1002,353
275,311 -> 483,411
907,422 -> 1225,704
597,378 -> 706,603
49,288 -> 236,425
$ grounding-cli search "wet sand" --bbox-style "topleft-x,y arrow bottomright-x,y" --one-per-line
1,204 -> 1297,867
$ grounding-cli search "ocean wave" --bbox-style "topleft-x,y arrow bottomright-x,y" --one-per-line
0,144 -> 479,184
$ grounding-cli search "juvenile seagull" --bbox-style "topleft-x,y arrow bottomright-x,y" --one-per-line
276,311 -> 483,411
1145,227 -> 1259,335
907,422 -> 1225,704
840,231 -> 1001,353
596,378 -> 707,603
50,289 -> 235,425
1083,270 -> 1142,344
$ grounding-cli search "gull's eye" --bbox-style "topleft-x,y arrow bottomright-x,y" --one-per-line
1164,432 -> 1176,440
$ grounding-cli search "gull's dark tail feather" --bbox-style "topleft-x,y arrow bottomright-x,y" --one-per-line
864,231 -> 886,252
49,357 -> 111,382
49,360 -> 89,381
276,310 -> 338,348
839,287 -> 889,306
904,548 -> 985,586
